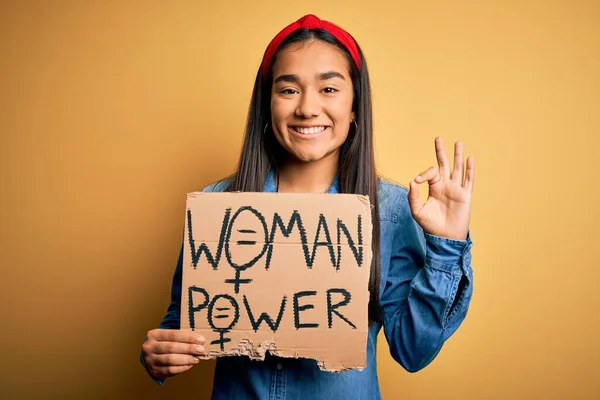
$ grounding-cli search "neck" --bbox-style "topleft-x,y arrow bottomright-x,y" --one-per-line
277,153 -> 339,194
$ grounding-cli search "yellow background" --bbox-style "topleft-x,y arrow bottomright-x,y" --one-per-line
1,1 -> 598,398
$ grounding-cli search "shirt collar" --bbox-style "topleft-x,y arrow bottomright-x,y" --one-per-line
263,169 -> 340,194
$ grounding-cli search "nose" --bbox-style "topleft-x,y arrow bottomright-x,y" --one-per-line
295,90 -> 321,118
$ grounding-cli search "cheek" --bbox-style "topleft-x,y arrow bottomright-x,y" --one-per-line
271,99 -> 293,124
329,97 -> 354,123
343,97 -> 354,118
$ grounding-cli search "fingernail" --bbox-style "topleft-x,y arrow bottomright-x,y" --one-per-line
193,356 -> 200,363
197,336 -> 204,343
416,176 -> 422,181
196,345 -> 204,353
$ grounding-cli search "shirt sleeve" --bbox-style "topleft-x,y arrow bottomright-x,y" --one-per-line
139,182 -> 224,384
380,195 -> 474,373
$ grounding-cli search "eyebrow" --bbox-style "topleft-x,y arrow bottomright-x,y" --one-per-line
273,71 -> 346,84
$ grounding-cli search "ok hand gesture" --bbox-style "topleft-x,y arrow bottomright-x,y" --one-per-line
408,137 -> 475,241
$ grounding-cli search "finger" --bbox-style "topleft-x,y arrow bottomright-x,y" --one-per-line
154,342 -> 206,355
151,353 -> 202,367
148,329 -> 204,344
435,137 -> 450,179
464,155 -> 475,191
153,364 -> 194,378
407,180 -> 423,217
451,141 -> 463,181
415,166 -> 441,185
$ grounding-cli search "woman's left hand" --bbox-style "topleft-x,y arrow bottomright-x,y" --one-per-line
408,137 -> 475,240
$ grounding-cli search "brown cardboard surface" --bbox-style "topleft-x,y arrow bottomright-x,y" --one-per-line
180,192 -> 372,372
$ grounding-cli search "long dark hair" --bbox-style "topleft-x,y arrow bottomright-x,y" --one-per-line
227,29 -> 383,325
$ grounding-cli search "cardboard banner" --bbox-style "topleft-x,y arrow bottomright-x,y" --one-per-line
180,191 -> 372,372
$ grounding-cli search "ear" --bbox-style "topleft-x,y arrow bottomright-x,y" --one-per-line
350,111 -> 356,122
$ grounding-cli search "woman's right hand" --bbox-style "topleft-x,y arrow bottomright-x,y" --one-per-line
142,329 -> 206,380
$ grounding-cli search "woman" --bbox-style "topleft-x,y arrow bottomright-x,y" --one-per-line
141,14 -> 475,399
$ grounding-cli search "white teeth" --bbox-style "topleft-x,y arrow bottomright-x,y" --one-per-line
294,126 -> 326,135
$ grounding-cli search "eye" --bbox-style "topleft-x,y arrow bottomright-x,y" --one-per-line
322,87 -> 338,94
280,88 -> 299,95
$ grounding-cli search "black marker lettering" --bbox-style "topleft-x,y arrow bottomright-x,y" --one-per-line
266,210 -> 308,270
243,295 -> 287,332
207,294 -> 240,331
188,286 -> 209,330
265,212 -> 363,270
208,294 -> 240,351
187,208 -> 231,269
308,214 -> 336,268
293,291 -> 319,329
326,288 -> 356,329
225,206 -> 269,293
336,216 -> 363,269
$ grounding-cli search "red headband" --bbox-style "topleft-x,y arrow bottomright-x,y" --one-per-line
260,14 -> 360,80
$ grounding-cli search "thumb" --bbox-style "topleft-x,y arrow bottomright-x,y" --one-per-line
407,179 -> 422,218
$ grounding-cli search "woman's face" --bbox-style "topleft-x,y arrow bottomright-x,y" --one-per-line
270,40 -> 355,164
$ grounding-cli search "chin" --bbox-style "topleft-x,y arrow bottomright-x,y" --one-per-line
295,155 -> 324,163
288,148 -> 337,163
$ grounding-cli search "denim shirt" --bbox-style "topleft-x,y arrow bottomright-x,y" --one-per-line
141,170 -> 474,399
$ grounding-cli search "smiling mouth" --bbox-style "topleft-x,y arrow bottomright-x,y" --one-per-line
291,126 -> 329,135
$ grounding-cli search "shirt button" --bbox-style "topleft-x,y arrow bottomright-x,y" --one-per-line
276,363 -> 283,370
